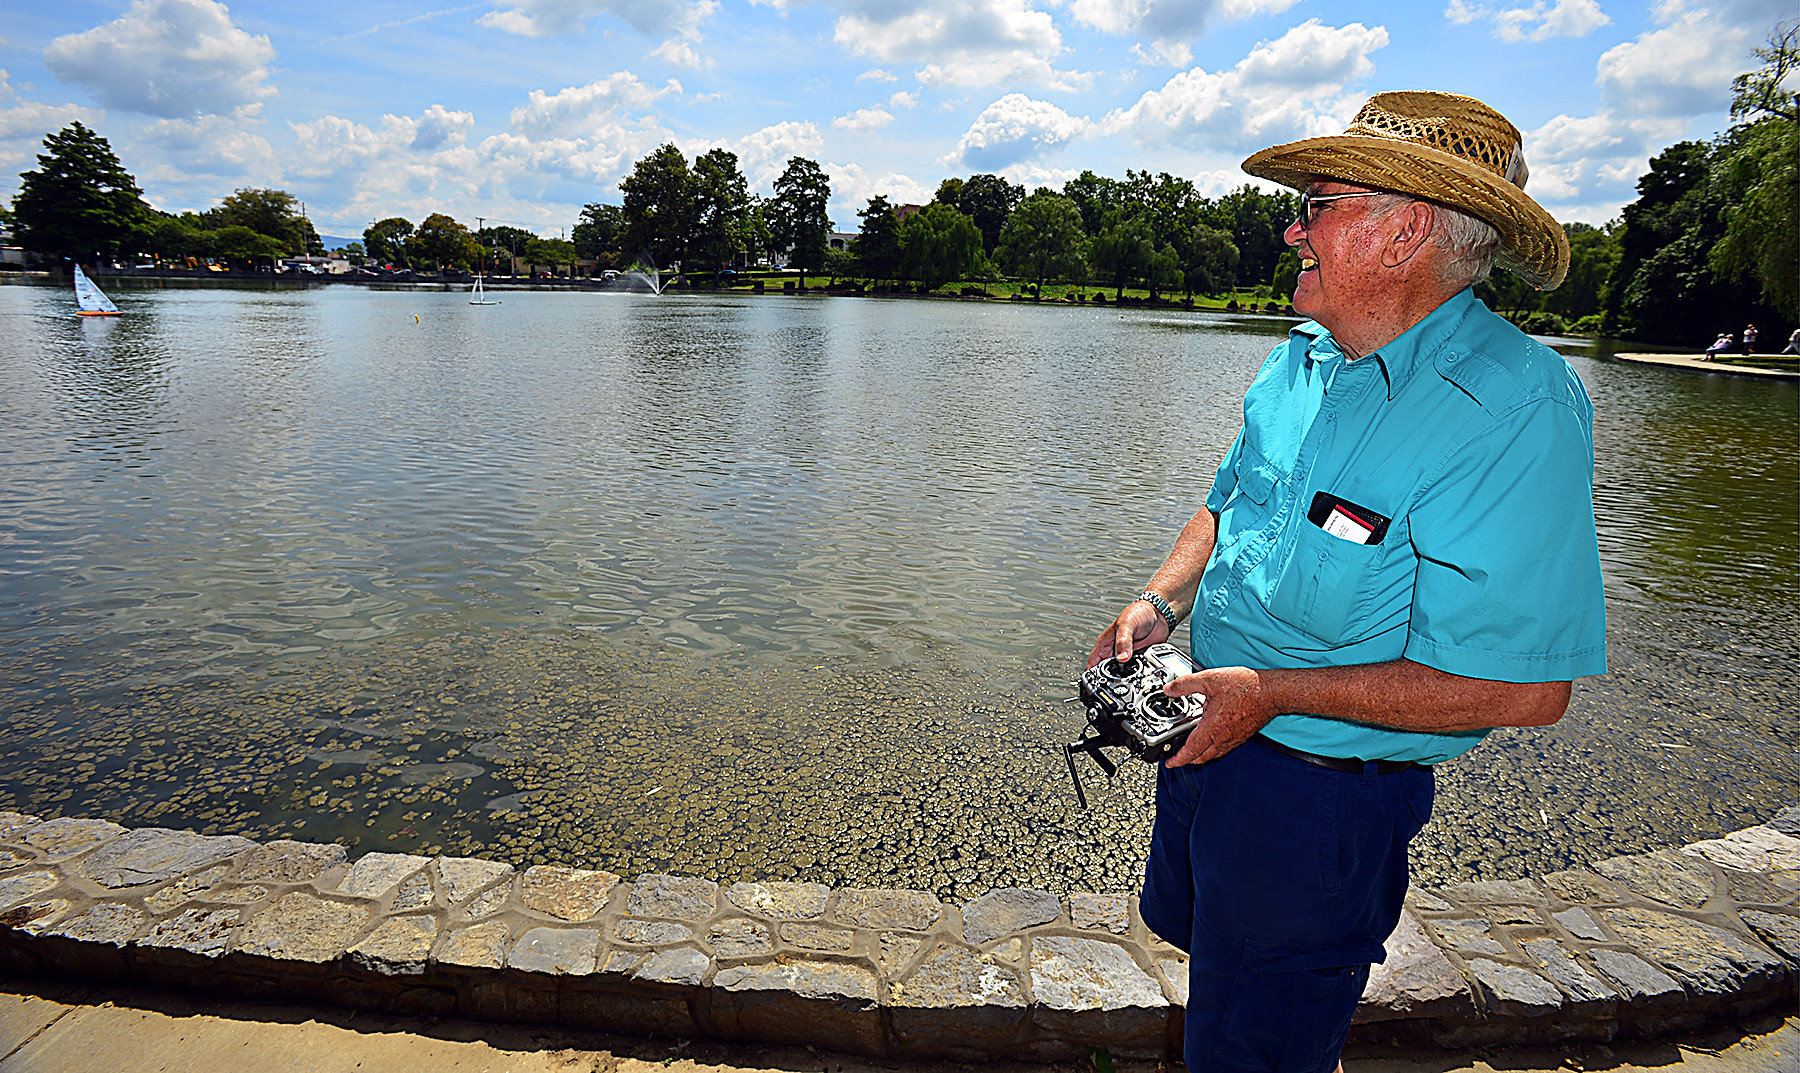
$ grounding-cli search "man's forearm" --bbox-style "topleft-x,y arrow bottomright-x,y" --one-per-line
1260,659 -> 1571,733
1143,509 -> 1219,619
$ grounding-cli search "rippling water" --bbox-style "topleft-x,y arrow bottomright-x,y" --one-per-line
0,280 -> 1794,896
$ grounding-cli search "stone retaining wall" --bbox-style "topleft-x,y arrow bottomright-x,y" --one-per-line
0,806 -> 1796,1060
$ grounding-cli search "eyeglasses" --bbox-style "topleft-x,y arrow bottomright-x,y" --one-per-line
1297,189 -> 1391,229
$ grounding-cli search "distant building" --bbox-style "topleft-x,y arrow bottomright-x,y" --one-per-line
827,231 -> 857,251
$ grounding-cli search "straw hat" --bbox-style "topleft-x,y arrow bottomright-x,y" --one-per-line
1242,91 -> 1569,290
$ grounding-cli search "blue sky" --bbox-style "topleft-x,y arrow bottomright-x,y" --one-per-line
0,0 -> 1789,243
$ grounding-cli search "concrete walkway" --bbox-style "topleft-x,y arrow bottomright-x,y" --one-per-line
3,978 -> 1795,1073
1609,352 -> 1798,379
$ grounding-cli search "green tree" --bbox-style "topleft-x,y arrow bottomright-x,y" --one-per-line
408,212 -> 480,271
1090,210 -> 1154,300
899,202 -> 982,289
1271,248 -> 1300,300
213,188 -> 307,255
212,224 -> 287,268
854,195 -> 904,283
1125,169 -> 1200,253
1179,224 -> 1239,298
478,224 -> 533,275
768,156 -> 832,288
12,121 -> 151,262
363,217 -> 414,268
523,236 -> 576,276
953,173 -> 1024,252
1708,24 -> 1799,318
1542,223 -> 1619,321
1061,170 -> 1124,235
571,203 -> 624,266
149,211 -> 213,261
1207,185 -> 1299,290
994,191 -> 1087,293
620,143 -> 697,270
691,148 -> 751,274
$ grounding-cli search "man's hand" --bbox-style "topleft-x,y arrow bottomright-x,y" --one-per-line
1086,600 -> 1170,669
1162,666 -> 1276,767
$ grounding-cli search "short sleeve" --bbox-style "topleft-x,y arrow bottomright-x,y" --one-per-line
1205,428 -> 1246,514
1403,399 -> 1607,682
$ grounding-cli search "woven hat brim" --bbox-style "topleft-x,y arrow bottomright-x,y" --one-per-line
1243,134 -> 1569,290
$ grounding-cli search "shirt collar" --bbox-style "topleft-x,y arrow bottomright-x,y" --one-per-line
1287,288 -> 1481,401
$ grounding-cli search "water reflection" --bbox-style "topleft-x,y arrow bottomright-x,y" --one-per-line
0,279 -> 1792,896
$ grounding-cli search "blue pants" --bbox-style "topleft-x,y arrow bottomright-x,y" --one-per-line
1140,739 -> 1434,1073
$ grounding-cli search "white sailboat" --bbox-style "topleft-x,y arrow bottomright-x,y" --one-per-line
470,216 -> 501,305
73,266 -> 122,317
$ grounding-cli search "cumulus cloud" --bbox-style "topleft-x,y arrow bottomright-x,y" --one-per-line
1106,19 -> 1389,148
508,74 -> 681,136
826,160 -> 934,222
0,72 -> 99,184
831,0 -> 1088,90
480,0 -> 719,39
44,0 -> 275,120
1595,0 -> 1765,116
732,120 -> 825,188
948,93 -> 1089,169
1071,0 -> 1303,66
833,106 -> 894,131
1444,0 -> 1610,42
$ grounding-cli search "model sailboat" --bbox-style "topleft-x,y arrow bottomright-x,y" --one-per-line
73,266 -> 122,316
469,273 -> 500,305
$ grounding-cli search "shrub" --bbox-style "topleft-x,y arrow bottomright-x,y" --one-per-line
1516,311 -> 1568,336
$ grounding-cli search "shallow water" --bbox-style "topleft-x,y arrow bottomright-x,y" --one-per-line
0,281 -> 1794,897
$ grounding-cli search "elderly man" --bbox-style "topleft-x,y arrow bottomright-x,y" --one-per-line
1089,92 -> 1606,1072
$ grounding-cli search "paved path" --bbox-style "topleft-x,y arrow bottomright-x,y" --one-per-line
2,979 -> 1794,1073
1609,352 -> 1798,379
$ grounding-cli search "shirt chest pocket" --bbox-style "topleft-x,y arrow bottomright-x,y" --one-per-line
1265,520 -> 1388,646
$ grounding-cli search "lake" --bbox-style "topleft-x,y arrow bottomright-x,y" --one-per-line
1,279 -> 1794,898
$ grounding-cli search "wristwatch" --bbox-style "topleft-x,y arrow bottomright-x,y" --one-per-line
1137,590 -> 1183,632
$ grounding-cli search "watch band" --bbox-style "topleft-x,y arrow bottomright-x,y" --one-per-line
1137,590 -> 1183,632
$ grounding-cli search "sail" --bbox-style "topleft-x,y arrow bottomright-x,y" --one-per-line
73,266 -> 121,316
469,274 -> 500,305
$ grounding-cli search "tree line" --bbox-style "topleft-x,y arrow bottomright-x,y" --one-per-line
4,23 -> 1792,346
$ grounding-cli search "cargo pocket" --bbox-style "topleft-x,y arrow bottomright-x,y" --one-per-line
1267,519 -> 1384,645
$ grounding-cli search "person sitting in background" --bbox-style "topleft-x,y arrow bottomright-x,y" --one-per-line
1705,333 -> 1735,358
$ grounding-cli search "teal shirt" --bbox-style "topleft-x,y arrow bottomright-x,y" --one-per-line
1197,288 -> 1607,765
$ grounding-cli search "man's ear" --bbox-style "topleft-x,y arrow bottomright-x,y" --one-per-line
1380,201 -> 1435,269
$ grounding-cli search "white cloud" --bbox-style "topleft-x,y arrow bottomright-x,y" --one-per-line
732,120 -> 825,189
652,39 -> 710,68
1106,19 -> 1389,148
1444,0 -> 1610,42
826,160 -> 933,223
1522,110 -> 1687,219
0,75 -> 98,187
410,105 -> 477,151
948,93 -> 1089,169
890,91 -> 919,110
1595,3 -> 1755,116
856,68 -> 898,84
44,0 -> 275,120
480,0 -> 719,39
831,0 -> 1088,90
833,106 -> 894,131
1071,0 -> 1303,66
508,74 -> 681,136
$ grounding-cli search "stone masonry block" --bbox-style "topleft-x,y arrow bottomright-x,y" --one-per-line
80,828 -> 254,889
833,888 -> 941,932
628,874 -> 718,921
961,888 -> 1060,946
234,840 -> 348,884
508,927 -> 600,975
521,867 -> 620,922
712,960 -> 884,1057
1069,893 -> 1130,935
1592,850 -> 1716,909
890,943 -> 1027,1058
1681,827 -> 1800,874
1588,948 -> 1685,1008
1467,958 -> 1563,1018
727,881 -> 829,920
1740,910 -> 1800,964
234,892 -> 369,963
1601,907 -> 1787,1003
1357,910 -> 1472,1024
23,818 -> 126,860
333,853 -> 430,900
350,915 -> 438,975
438,920 -> 510,970
1029,935 -> 1167,1055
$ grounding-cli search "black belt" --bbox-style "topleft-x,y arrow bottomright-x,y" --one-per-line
1252,734 -> 1429,775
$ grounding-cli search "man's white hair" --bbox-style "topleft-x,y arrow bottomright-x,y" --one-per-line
1366,193 -> 1499,288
